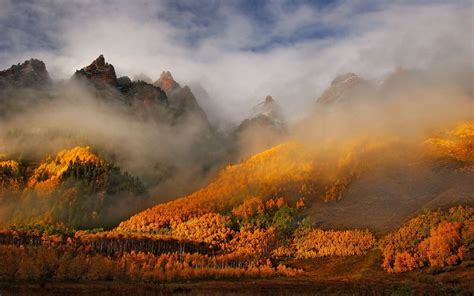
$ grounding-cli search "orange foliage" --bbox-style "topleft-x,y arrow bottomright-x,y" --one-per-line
0,244 -> 302,282
226,226 -> 277,259
380,206 -> 473,273
418,221 -> 463,267
392,252 -> 418,273
295,197 -> 305,209
232,196 -> 265,219
293,228 -> 376,258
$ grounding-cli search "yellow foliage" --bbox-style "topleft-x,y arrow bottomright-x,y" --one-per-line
0,159 -> 22,192
27,146 -> 104,192
0,160 -> 20,172
424,121 -> 474,164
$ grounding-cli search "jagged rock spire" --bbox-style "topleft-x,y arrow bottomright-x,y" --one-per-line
73,54 -> 117,86
156,71 -> 179,92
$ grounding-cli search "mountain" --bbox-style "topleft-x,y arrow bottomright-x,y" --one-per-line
73,55 -> 171,123
73,54 -> 118,87
308,122 -> 474,233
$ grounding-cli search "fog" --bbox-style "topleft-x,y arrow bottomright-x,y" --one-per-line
296,65 -> 473,145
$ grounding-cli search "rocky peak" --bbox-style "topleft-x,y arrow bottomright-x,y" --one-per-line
265,95 -> 274,103
317,72 -> 368,105
86,54 -> 106,71
0,59 -> 50,87
73,55 -> 117,86
156,71 -> 179,92
250,95 -> 284,123
331,72 -> 360,86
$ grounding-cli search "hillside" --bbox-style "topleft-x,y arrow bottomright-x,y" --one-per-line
308,122 -> 474,233
119,122 -> 473,236
0,147 -> 147,229
117,138 -> 387,232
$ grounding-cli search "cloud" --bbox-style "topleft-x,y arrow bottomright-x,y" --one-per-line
0,0 -> 472,122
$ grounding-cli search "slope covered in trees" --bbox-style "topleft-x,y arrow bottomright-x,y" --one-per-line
117,137 -> 396,233
0,147 -> 148,229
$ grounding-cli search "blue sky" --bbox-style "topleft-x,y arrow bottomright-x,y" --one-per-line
0,0 -> 471,121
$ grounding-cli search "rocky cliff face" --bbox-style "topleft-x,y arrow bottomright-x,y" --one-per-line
0,59 -> 50,87
0,59 -> 52,118
155,71 -> 210,127
73,54 -> 117,87
156,71 -> 179,92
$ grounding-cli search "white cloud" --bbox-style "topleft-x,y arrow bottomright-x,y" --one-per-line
0,0 -> 471,122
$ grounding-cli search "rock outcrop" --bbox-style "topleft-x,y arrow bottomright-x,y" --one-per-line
0,59 -> 50,87
156,71 -> 179,92
73,54 -> 117,87
316,72 -> 371,105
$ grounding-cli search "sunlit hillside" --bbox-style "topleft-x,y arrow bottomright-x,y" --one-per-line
0,147 -> 147,228
118,121 -> 473,237
27,146 -> 105,192
425,122 -> 474,167
117,137 -> 397,233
